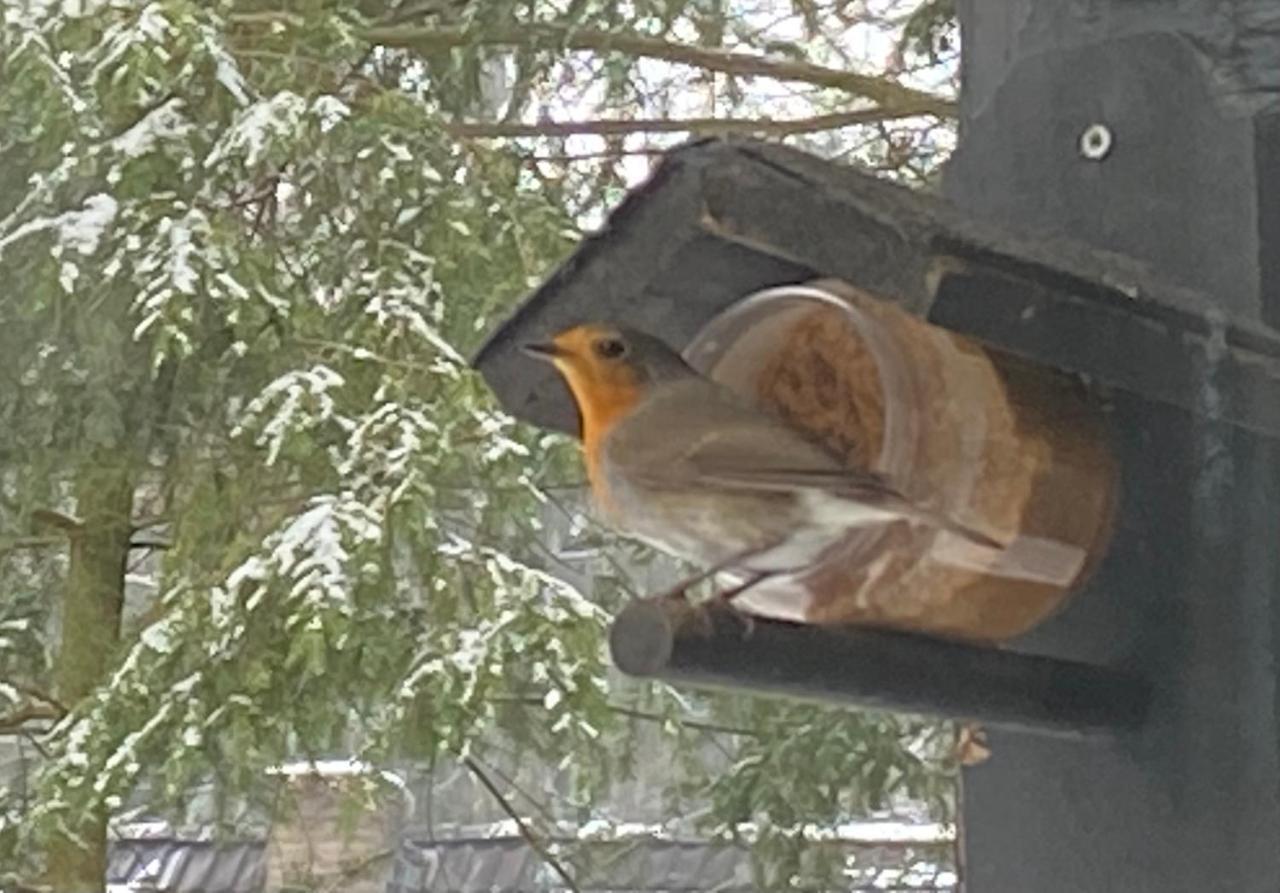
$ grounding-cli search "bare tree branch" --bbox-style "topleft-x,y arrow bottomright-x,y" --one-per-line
0,680 -> 68,734
30,508 -> 83,535
360,23 -> 956,118
3,680 -> 68,715
444,107 -> 932,139
463,755 -> 581,893
0,702 -> 60,734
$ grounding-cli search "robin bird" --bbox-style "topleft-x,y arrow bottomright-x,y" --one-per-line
523,322 -> 1003,602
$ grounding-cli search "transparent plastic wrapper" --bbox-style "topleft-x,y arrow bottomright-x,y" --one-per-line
682,280 -> 1118,642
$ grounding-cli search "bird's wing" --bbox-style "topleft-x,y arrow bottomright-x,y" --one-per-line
676,428 -> 1004,548
609,379 -> 901,501
609,380 -> 1003,549
689,462 -> 906,503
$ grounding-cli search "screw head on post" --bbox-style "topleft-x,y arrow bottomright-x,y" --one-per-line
1079,123 -> 1113,161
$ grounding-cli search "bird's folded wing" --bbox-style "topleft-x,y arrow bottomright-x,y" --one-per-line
668,432 -> 1007,547
688,462 -> 907,503
614,386 -> 905,502
611,383 -> 1004,549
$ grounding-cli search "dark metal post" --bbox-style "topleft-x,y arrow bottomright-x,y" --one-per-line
945,2 -> 1280,890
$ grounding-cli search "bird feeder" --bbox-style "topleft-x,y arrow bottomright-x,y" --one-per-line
474,136 -> 1160,736
475,3 -> 1280,888
683,279 -> 1115,640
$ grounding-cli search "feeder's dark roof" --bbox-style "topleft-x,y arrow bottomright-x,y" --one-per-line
473,138 -> 1280,439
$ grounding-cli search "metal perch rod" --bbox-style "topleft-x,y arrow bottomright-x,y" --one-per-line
610,597 -> 1150,738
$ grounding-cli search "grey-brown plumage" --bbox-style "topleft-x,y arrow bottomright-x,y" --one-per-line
525,323 -> 1003,583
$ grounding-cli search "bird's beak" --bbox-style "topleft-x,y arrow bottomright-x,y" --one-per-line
521,341 -> 565,361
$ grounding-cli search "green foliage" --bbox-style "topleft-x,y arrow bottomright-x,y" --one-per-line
0,0 -> 956,888
899,0 -> 958,65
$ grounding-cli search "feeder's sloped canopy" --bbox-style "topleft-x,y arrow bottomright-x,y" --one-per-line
473,139 -> 1280,441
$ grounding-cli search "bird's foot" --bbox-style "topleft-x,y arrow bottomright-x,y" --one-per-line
726,601 -> 756,639
714,572 -> 773,639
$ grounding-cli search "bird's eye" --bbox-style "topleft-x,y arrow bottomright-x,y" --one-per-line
593,337 -> 628,359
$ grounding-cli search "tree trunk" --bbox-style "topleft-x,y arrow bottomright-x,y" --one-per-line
43,458 -> 134,893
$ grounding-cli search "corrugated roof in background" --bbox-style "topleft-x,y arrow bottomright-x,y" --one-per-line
387,835 -> 956,892
107,840 -> 265,893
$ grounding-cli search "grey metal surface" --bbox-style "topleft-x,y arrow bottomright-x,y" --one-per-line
952,1 -> 1280,119
946,2 -> 1280,891
947,31 -> 1262,320
956,398 -> 1280,891
949,1 -> 1280,330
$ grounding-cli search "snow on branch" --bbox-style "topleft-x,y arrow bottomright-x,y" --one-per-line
231,365 -> 348,466
0,193 -> 118,261
203,91 -> 308,169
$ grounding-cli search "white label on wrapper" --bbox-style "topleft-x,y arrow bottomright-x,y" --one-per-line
932,532 -> 1087,586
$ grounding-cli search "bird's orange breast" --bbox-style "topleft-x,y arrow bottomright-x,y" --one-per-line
542,336 -> 648,515
573,381 -> 643,515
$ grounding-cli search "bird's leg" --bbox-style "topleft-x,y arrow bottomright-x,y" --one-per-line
713,571 -> 780,640
647,547 -> 771,604
648,559 -> 744,603
715,571 -> 774,604
710,538 -> 785,604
